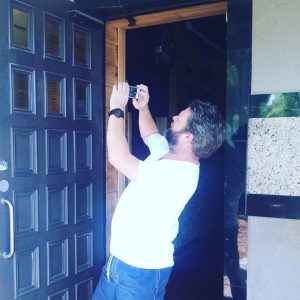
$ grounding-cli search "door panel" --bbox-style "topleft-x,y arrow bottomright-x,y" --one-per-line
0,1 -> 105,299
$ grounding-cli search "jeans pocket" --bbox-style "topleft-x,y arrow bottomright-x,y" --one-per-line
108,256 -> 119,283
117,261 -> 153,289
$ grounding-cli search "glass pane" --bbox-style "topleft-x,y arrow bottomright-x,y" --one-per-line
13,71 -> 29,110
47,78 -> 61,113
224,0 -> 252,298
74,31 -> 87,66
46,20 -> 60,58
12,8 -> 29,48
75,84 -> 88,117
250,93 -> 300,118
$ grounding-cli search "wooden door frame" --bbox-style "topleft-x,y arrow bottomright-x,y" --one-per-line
104,1 -> 227,253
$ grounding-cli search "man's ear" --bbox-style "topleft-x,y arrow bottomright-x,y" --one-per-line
184,132 -> 194,143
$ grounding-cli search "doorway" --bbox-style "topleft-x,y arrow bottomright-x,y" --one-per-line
104,2 -> 228,299
104,0 -> 227,249
125,14 -> 226,300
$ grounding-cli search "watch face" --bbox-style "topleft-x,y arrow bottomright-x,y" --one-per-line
109,108 -> 124,118
115,110 -> 122,117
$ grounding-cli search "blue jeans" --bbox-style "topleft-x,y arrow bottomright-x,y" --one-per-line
93,255 -> 173,300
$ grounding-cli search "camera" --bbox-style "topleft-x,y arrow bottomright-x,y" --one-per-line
129,86 -> 138,99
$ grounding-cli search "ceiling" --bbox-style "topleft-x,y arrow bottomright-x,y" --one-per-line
74,0 -> 223,21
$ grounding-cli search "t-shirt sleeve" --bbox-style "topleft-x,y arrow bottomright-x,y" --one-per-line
136,134 -> 169,179
147,133 -> 169,158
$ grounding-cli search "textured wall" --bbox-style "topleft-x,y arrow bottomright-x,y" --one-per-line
251,0 -> 300,94
247,117 -> 300,196
248,216 -> 300,300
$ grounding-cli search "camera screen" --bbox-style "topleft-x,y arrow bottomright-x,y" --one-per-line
129,86 -> 137,99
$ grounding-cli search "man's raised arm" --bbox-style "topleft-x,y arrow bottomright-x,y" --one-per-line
133,84 -> 159,145
107,82 -> 139,181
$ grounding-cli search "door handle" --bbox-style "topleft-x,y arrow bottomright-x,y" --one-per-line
1,198 -> 14,259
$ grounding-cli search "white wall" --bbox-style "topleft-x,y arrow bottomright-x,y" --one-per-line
251,0 -> 300,94
248,217 -> 300,300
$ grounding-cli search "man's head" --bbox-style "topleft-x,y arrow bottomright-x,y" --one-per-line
165,107 -> 192,147
165,100 -> 225,159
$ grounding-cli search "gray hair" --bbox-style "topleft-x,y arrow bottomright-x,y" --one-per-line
186,100 -> 225,159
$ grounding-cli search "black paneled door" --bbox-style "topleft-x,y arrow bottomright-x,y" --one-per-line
0,0 -> 105,299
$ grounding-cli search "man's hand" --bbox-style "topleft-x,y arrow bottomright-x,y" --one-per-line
132,84 -> 149,110
132,84 -> 159,144
110,82 -> 129,110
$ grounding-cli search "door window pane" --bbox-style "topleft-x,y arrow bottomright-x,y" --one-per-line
74,28 -> 90,68
14,71 -> 29,109
74,80 -> 91,119
44,14 -> 65,60
12,8 -> 30,49
47,78 -> 60,113
46,74 -> 66,117
11,65 -> 35,114
46,21 -> 60,57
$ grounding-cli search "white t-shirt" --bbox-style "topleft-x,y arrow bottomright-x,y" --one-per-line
110,133 -> 199,269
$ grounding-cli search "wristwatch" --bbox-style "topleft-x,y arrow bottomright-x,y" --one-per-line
108,108 -> 124,118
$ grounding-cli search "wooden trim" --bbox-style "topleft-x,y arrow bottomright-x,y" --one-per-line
107,1 -> 227,29
117,28 -> 126,197
117,28 -> 126,81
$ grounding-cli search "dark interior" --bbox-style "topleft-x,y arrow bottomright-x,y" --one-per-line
126,14 -> 227,299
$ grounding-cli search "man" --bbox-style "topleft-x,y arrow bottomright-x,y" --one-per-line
93,82 -> 225,300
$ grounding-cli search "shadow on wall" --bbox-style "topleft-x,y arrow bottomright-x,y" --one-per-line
166,146 -> 225,300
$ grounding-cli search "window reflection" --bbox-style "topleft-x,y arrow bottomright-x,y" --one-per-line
250,93 -> 300,118
12,8 -> 29,49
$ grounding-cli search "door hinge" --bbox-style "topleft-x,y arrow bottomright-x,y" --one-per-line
69,10 -> 104,26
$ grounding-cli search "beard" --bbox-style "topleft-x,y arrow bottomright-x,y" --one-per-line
164,128 -> 180,146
